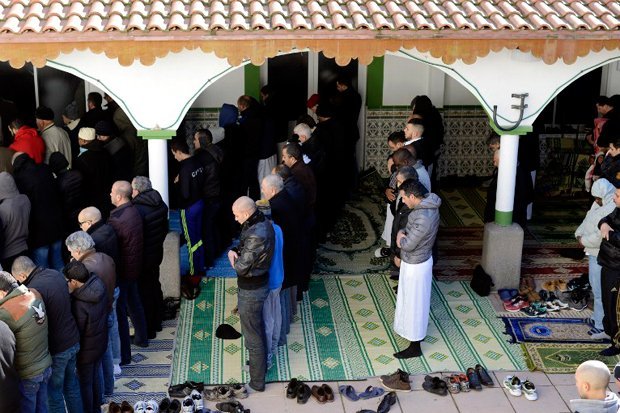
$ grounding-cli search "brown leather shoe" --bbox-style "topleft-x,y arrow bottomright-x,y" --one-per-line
120,401 -> 134,413
311,385 -> 327,403
321,383 -> 334,402
108,402 -> 121,413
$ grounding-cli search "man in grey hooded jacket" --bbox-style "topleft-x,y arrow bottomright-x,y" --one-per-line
0,172 -> 31,270
571,360 -> 620,413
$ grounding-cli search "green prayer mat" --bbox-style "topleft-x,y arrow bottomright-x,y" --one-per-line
170,275 -> 525,385
522,342 -> 620,373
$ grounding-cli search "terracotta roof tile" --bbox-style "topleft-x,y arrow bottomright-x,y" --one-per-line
0,0 -> 617,39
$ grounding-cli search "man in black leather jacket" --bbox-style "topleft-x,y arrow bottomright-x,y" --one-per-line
228,196 -> 274,392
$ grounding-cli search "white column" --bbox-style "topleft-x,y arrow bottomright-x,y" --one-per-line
148,139 -> 169,207
495,134 -> 519,225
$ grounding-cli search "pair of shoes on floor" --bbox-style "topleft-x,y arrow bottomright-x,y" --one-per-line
379,368 -> 411,392
538,290 -> 570,311
215,400 -> 250,413
356,391 -> 397,413
310,383 -> 335,403
157,398 -> 181,413
374,247 -> 391,258
179,389 -> 206,413
338,384 -> 385,401
498,289 -> 519,302
422,375 -> 448,396
567,273 -> 591,292
564,288 -> 590,311
169,381 -> 205,398
542,279 -> 569,294
444,373 -> 470,393
520,302 -> 548,317
466,365 -> 494,390
203,384 -> 248,402
503,295 -> 530,312
503,375 -> 537,401
286,378 -> 312,404
134,400 -> 161,413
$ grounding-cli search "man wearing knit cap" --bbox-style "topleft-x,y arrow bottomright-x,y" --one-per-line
95,120 -> 132,181
62,102 -> 82,163
35,106 -> 73,168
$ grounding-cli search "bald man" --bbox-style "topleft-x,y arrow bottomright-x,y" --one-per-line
228,196 -> 275,392
571,360 -> 619,412
108,181 -> 148,363
78,207 -> 119,266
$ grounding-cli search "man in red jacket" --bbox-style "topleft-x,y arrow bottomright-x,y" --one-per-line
8,119 -> 45,164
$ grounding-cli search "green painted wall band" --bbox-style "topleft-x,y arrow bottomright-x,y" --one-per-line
138,130 -> 176,139
495,210 -> 513,226
366,56 -> 384,109
244,64 -> 261,100
488,122 -> 532,136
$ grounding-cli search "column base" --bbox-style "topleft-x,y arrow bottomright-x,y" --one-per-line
160,231 -> 180,299
480,222 -> 524,291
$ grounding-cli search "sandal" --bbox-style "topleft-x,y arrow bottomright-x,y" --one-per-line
358,385 -> 385,399
339,384 -> 360,401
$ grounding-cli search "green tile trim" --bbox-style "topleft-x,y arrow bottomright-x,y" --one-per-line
137,130 -> 176,139
244,64 -> 261,100
489,122 -> 533,136
495,210 -> 513,226
366,56 -> 384,109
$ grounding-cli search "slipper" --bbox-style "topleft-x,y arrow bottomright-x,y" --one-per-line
542,280 -> 556,292
556,279 -> 568,292
358,385 -> 385,399
339,385 -> 360,401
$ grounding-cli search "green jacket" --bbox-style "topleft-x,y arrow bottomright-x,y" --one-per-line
0,285 -> 52,379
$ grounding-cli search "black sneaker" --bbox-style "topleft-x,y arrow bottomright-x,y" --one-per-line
600,346 -> 620,357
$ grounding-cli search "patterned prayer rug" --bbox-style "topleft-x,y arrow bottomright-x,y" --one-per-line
503,317 -> 609,344
170,275 -> 525,385
522,342 -> 620,373
108,319 -> 177,405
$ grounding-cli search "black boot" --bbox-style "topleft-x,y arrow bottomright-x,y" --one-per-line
394,340 -> 422,359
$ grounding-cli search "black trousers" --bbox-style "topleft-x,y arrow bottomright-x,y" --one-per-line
139,266 -> 164,338
601,267 -> 620,346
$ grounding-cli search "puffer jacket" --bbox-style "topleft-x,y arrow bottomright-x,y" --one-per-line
575,178 -> 616,256
0,285 -> 52,379
70,274 -> 108,365
132,189 -> 169,271
12,153 -> 63,248
8,125 -> 45,164
86,221 -> 119,267
400,193 -> 441,265
79,249 -> 116,312
231,209 -> 274,290
0,172 -> 30,259
22,267 -> 80,356
108,202 -> 143,280
598,207 -> 620,271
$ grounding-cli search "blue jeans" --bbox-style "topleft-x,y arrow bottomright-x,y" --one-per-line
279,287 -> 292,346
110,287 -> 121,364
117,279 -> 148,364
589,254 -> 604,330
263,287 -> 281,365
101,293 -> 119,397
77,359 -> 102,413
32,241 -> 64,272
20,366 -> 52,413
238,285 -> 269,391
48,343 -> 82,413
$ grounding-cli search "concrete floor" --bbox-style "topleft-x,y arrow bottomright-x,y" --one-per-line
127,370 -> 613,413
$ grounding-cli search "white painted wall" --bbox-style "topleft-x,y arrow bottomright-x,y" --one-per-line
382,54 -> 477,107
601,61 -> 620,97
191,66 -> 245,109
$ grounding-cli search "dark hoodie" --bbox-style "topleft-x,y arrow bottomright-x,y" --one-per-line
12,153 -> 64,248
49,152 -> 85,234
132,189 -> 169,270
0,172 -> 30,259
70,274 -> 108,365
73,139 -> 114,219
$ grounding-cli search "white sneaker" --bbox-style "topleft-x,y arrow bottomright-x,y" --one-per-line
591,330 -> 611,340
522,380 -> 538,401
145,399 -> 159,412
182,395 -> 195,413
134,401 -> 147,413
503,375 -> 522,397
190,389 -> 204,412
